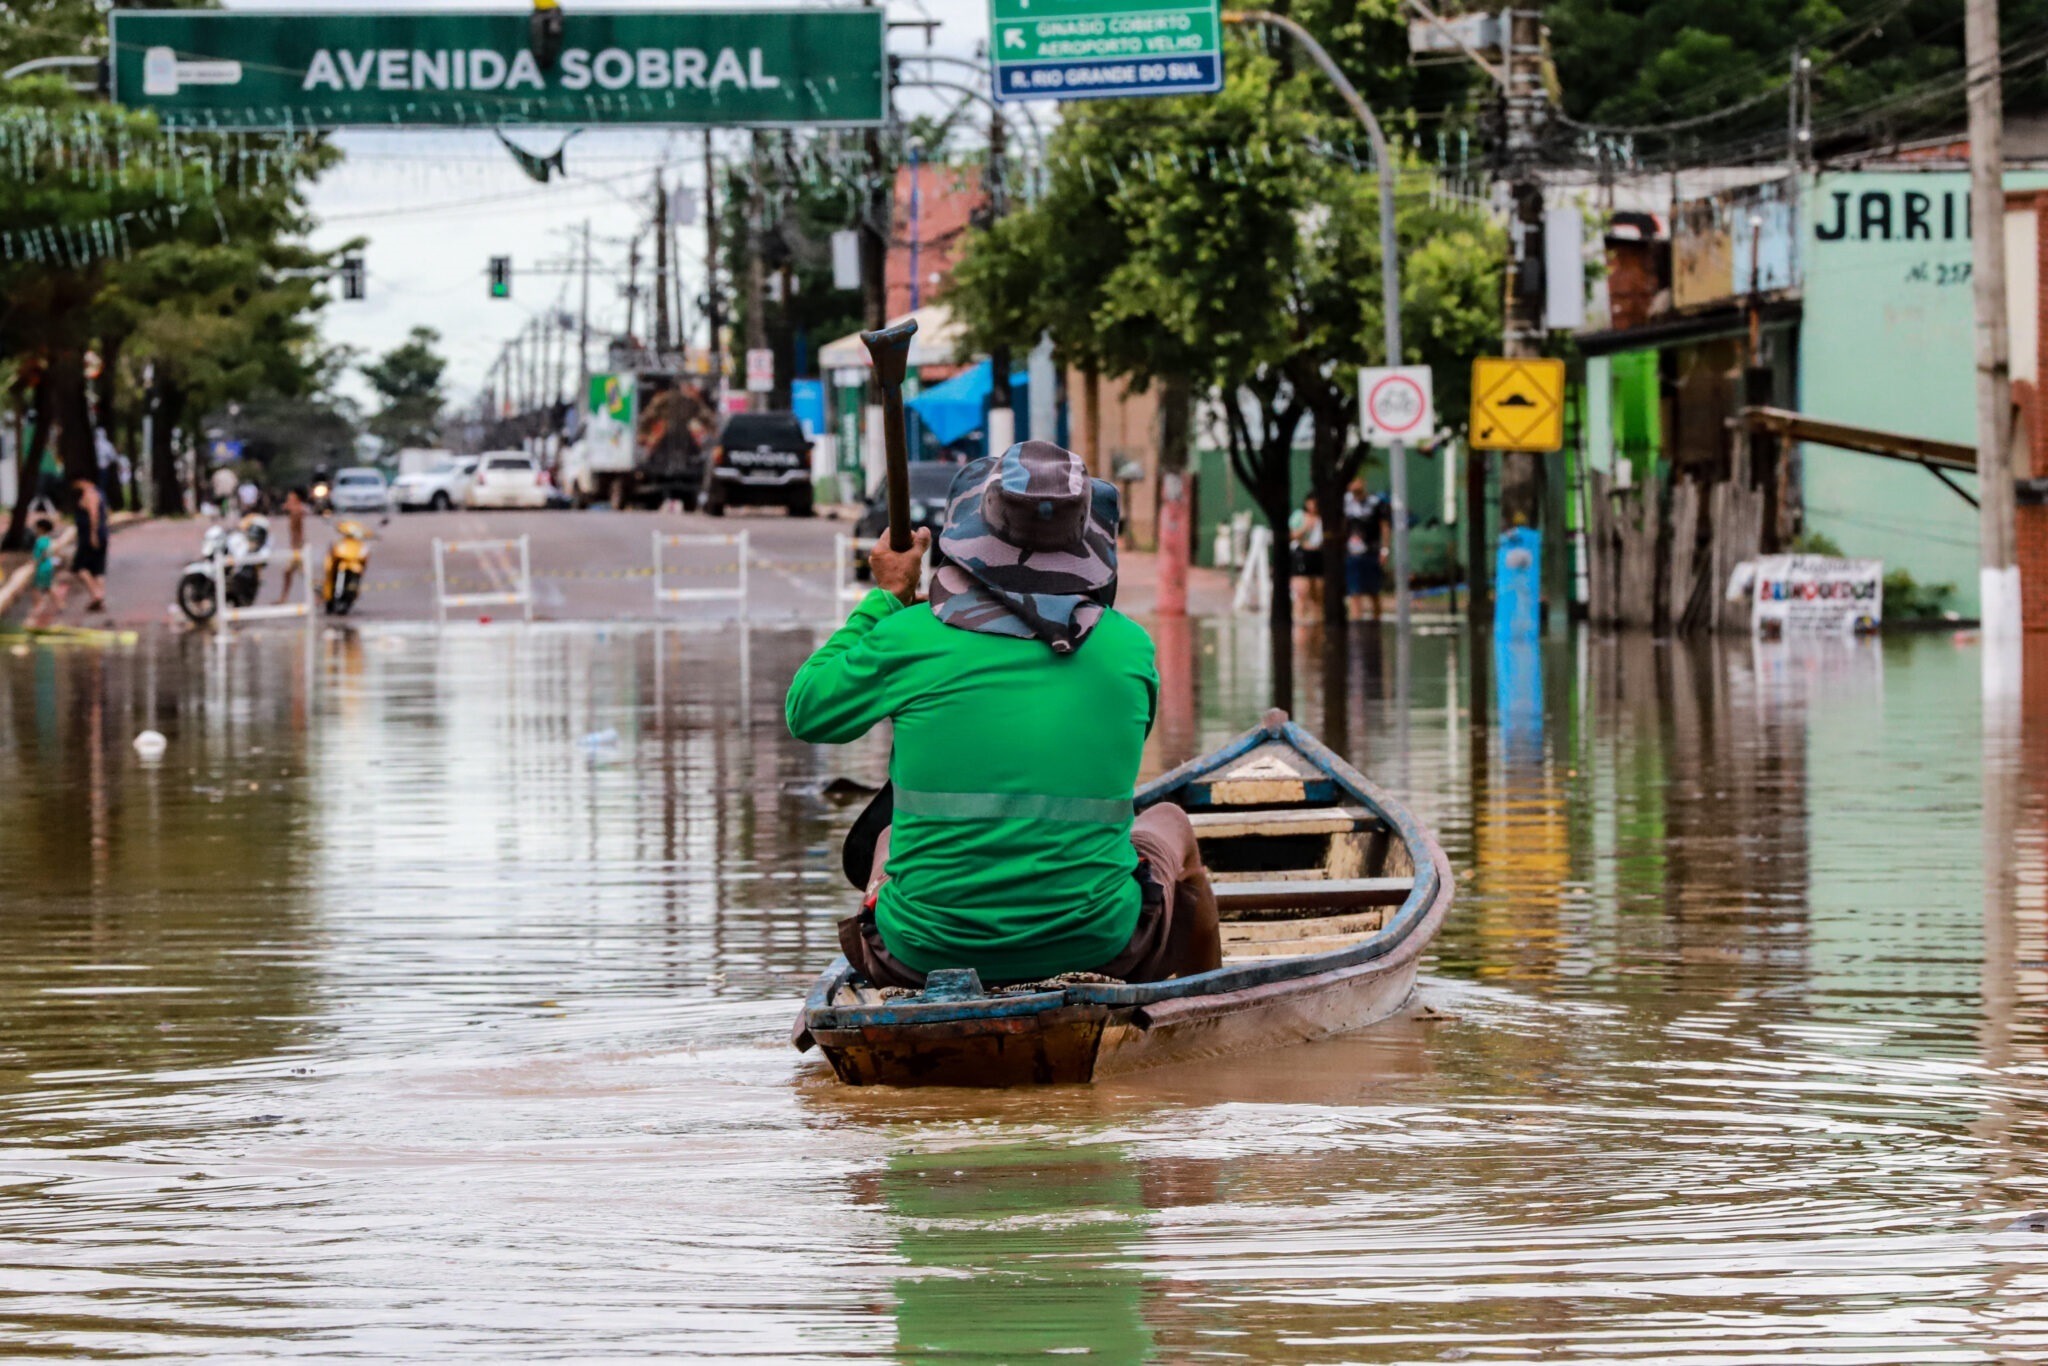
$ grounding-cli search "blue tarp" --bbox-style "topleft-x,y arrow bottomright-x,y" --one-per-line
907,361 -> 1032,447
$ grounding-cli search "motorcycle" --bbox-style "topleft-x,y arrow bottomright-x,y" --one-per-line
175,514 -> 270,623
322,519 -> 371,615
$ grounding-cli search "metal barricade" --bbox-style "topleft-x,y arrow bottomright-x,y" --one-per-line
1233,524 -> 1274,615
833,533 -> 876,610
211,550 -> 314,626
433,535 -> 533,624
652,529 -> 748,619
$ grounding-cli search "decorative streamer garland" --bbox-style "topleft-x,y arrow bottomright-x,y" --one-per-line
0,102 -> 1510,267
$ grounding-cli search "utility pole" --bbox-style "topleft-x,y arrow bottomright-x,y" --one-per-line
671,195 -> 689,370
860,84 -> 890,331
1495,3 -> 1548,554
553,309 -> 569,413
1966,0 -> 2020,677
624,232 -> 641,345
1787,44 -> 1812,173
524,321 -> 538,424
653,173 -> 673,356
704,131 -> 724,400
745,131 -> 770,404
577,218 -> 592,406
857,0 -> 893,497
986,109 -> 1015,453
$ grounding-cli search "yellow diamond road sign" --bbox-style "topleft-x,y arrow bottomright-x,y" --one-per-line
1470,357 -> 1565,452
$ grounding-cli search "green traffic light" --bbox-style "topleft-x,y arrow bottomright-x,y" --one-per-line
491,281 -> 509,298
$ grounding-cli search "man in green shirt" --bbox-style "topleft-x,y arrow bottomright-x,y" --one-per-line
787,440 -> 1220,988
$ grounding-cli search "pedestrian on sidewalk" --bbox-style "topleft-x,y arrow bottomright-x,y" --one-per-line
1288,493 -> 1324,623
69,474 -> 108,613
277,488 -> 307,602
24,512 -> 66,628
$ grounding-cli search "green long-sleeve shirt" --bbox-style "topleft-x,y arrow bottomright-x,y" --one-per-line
787,589 -> 1159,982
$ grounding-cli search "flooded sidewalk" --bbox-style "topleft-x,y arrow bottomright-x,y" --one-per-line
2,620 -> 2046,1360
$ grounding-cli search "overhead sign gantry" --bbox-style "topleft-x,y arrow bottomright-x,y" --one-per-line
107,8 -> 887,128
989,0 -> 1223,102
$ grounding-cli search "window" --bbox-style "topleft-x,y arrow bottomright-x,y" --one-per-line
720,415 -> 805,448
487,457 -> 530,471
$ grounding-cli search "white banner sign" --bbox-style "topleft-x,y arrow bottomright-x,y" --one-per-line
830,229 -> 861,291
1751,555 -> 1882,636
745,347 -> 775,393
1358,365 -> 1434,447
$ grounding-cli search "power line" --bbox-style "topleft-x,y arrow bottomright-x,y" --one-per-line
1548,0 -> 1916,133
1544,0 -> 1917,140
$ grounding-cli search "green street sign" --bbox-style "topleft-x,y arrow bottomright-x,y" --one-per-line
108,8 -> 886,129
989,0 -> 1222,102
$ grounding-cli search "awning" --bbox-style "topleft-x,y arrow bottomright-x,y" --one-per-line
817,303 -> 966,373
907,359 -> 1031,446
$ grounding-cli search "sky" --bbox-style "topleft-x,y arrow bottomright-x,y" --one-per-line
260,0 -> 998,407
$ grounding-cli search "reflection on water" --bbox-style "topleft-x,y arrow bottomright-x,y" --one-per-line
3,620 -> 2048,1359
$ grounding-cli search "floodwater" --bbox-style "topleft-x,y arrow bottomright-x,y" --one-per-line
3,618 -> 2047,1362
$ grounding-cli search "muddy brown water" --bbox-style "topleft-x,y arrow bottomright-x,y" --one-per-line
3,620 -> 2046,1361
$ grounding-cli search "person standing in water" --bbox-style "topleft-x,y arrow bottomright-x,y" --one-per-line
1342,477 -> 1392,622
277,487 -> 308,603
68,474 -> 107,613
1288,493 -> 1325,623
24,512 -> 66,628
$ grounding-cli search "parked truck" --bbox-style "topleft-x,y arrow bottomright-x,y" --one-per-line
568,370 -> 716,509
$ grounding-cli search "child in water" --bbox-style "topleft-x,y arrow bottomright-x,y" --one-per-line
25,514 -> 66,627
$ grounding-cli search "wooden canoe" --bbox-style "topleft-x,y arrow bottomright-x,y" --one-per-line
793,709 -> 1454,1087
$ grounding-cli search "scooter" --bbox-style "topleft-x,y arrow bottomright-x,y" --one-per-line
175,514 -> 270,623
322,519 -> 371,615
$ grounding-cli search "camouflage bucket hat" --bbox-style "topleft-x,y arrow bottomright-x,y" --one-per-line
929,440 -> 1121,655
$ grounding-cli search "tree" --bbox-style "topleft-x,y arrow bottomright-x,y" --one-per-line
4,7 -> 344,533
949,41 -> 1501,680
1547,0 -> 2048,161
361,327 -> 448,452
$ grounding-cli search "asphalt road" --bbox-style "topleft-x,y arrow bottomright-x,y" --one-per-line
87,505 -> 868,628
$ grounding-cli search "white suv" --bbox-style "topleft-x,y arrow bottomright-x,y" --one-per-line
392,456 -> 478,511
467,452 -> 549,509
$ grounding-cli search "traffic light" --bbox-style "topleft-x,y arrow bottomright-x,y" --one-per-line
489,256 -> 511,299
529,0 -> 565,69
340,254 -> 365,301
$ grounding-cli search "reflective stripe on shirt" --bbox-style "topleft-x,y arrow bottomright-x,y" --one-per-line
893,786 -> 1133,824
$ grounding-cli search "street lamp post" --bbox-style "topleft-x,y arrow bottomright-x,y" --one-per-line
1222,10 -> 1410,631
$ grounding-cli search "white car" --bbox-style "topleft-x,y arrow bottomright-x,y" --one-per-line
392,456 -> 478,511
329,467 -> 392,514
467,451 -> 549,510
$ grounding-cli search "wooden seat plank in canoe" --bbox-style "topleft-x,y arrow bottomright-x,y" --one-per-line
1224,933 -> 1386,962
1220,909 -> 1388,943
1210,868 -> 1333,884
1213,876 -> 1414,916
1187,805 -> 1381,839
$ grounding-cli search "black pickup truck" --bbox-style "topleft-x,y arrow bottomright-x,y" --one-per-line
701,412 -> 814,517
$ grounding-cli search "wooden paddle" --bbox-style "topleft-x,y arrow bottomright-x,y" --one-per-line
858,318 -> 919,552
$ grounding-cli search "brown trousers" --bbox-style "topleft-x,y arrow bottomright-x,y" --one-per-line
839,802 -> 1223,990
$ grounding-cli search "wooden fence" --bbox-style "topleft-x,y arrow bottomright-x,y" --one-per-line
1585,427 -> 1767,633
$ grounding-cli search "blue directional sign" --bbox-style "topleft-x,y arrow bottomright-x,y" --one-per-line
990,0 -> 1223,102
